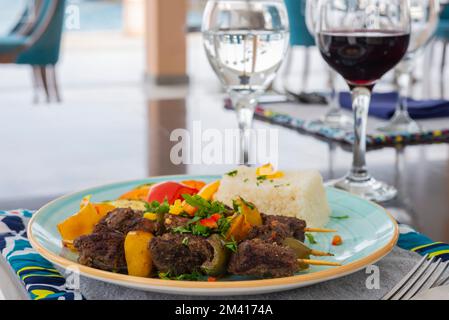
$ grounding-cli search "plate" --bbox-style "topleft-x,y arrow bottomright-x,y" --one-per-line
28,175 -> 398,296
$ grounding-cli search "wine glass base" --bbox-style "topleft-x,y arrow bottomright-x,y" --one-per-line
327,175 -> 397,203
321,112 -> 353,129
378,112 -> 423,134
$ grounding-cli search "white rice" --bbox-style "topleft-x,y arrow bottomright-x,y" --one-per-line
215,166 -> 331,228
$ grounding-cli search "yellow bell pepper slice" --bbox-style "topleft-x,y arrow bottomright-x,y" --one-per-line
183,180 -> 221,216
143,213 -> 158,221
233,197 -> 262,226
169,199 -> 184,215
124,231 -> 154,277
57,203 -> 108,242
256,163 -> 284,179
225,213 -> 252,242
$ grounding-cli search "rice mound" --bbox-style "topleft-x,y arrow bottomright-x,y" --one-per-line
215,166 -> 331,228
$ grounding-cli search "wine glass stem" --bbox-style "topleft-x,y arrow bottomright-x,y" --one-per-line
328,68 -> 338,110
233,94 -> 257,165
349,87 -> 371,181
396,68 -> 412,115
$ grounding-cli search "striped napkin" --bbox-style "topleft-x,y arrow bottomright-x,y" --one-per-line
0,210 -> 447,300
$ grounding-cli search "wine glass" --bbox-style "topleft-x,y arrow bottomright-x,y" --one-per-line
379,0 -> 440,134
305,0 -> 352,129
316,0 -> 411,202
202,0 -> 290,165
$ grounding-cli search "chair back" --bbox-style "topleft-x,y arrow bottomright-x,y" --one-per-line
16,0 -> 66,65
284,0 -> 315,47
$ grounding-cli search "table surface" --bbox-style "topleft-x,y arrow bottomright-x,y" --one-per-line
1,95 -> 449,299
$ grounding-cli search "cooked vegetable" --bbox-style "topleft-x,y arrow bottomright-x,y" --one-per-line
225,213 -> 252,242
181,180 -> 206,190
256,163 -> 284,179
118,184 -> 153,201
146,181 -> 198,205
124,231 -> 154,277
183,180 -> 221,216
201,234 -> 230,276
283,238 -> 332,259
332,235 -> 343,246
106,199 -> 148,211
58,203 -> 110,242
233,197 -> 262,226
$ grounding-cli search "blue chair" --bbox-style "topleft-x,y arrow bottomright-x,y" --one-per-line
282,0 -> 316,96
433,3 -> 449,97
0,0 -> 66,102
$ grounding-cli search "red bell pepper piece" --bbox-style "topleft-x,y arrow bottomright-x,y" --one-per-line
199,217 -> 218,229
146,181 -> 198,205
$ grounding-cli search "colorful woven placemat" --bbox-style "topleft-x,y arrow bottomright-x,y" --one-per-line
224,101 -> 449,149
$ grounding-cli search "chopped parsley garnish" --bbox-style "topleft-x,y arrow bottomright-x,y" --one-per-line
182,237 -> 189,246
182,194 -> 226,218
256,175 -> 267,182
170,195 -> 231,238
331,215 -> 349,220
226,170 -> 238,177
224,237 -> 238,252
243,178 -> 249,183
158,271 -> 203,281
144,200 -> 170,214
305,233 -> 318,244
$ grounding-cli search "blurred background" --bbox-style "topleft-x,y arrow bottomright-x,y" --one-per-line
0,0 -> 448,241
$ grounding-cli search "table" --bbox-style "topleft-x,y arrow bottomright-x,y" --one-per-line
1,95 -> 448,298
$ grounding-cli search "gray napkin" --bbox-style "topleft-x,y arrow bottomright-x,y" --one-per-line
78,247 -> 426,300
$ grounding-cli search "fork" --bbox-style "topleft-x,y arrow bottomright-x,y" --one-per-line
382,254 -> 449,300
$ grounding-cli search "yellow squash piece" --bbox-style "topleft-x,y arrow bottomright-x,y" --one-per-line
57,203 -> 110,242
124,231 -> 154,277
183,180 -> 221,216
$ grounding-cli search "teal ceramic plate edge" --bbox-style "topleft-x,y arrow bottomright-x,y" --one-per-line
27,174 -> 398,296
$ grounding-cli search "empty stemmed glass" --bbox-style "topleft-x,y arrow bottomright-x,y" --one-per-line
316,0 -> 411,202
305,0 -> 352,129
379,0 -> 440,134
202,0 -> 290,165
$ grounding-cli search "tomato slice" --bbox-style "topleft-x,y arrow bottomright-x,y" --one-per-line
146,181 -> 198,205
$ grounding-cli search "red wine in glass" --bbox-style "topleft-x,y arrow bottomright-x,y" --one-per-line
317,30 -> 410,89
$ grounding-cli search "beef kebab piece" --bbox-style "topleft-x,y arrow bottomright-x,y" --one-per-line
150,233 -> 213,275
250,214 -> 336,244
228,238 -> 340,278
74,208 -> 158,273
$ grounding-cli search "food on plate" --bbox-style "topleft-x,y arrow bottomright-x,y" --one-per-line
58,165 -> 341,280
124,231 -> 154,277
214,166 -> 331,228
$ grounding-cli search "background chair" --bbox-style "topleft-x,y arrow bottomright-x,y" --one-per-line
0,0 -> 66,103
283,0 -> 317,96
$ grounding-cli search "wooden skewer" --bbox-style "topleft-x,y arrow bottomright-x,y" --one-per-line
298,259 -> 341,267
310,249 -> 334,257
304,228 -> 337,233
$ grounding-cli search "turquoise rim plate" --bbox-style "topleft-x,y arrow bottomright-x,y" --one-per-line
28,175 -> 398,296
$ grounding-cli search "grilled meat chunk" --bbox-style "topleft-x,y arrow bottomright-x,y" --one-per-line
163,214 -> 190,231
246,220 -> 292,244
228,239 -> 298,278
74,232 -> 127,273
150,233 -> 213,275
94,208 -> 158,235
261,214 -> 306,242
